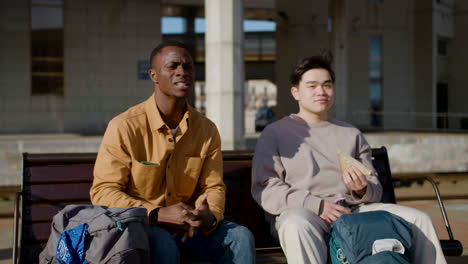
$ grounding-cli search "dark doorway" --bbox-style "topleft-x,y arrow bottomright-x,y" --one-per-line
436,82 -> 448,129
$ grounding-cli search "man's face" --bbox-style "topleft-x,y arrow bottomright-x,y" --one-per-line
291,68 -> 335,117
149,46 -> 195,99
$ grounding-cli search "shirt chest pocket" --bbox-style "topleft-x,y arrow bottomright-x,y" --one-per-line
177,156 -> 203,195
130,161 -> 164,198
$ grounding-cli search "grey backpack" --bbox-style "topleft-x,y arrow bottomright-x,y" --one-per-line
39,204 -> 150,264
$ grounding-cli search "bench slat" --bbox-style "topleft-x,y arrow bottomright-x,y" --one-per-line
23,153 -> 96,166
23,222 -> 53,243
26,182 -> 92,202
24,202 -> 91,223
26,165 -> 94,184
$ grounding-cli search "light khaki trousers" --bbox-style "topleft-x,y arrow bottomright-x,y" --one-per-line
274,203 -> 447,264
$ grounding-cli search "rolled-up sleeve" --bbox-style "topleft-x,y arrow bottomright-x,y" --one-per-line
194,124 -> 225,223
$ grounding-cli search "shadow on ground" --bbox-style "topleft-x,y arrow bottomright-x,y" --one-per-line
447,255 -> 468,264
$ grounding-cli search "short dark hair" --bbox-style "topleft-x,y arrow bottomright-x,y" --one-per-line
289,50 -> 335,87
149,41 -> 190,68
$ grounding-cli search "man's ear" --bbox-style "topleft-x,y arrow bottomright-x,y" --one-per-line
148,69 -> 158,83
291,86 -> 299,101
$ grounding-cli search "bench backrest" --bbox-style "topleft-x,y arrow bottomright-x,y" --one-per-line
18,147 -> 395,263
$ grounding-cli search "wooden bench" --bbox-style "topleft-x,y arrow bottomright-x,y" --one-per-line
13,147 -> 462,263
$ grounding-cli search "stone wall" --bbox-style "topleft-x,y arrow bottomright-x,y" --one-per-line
0,0 -> 161,134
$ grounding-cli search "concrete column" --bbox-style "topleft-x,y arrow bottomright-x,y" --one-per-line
378,0 -> 415,130
182,6 -> 197,107
413,0 -> 435,129
205,0 -> 245,150
331,0 -> 350,121
0,0 -> 31,132
449,0 -> 468,129
274,0 -> 331,118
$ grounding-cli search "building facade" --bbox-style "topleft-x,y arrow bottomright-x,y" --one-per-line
1,0 -> 468,150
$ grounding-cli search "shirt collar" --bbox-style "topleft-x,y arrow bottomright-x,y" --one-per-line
144,93 -> 194,132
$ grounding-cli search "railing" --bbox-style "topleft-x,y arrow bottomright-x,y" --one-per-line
352,110 -> 468,132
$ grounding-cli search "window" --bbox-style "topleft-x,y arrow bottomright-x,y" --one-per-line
369,36 -> 383,127
437,38 -> 449,56
193,18 -> 276,34
31,0 -> 64,95
161,16 -> 187,34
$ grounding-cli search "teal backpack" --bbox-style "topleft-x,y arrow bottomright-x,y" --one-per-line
328,211 -> 412,264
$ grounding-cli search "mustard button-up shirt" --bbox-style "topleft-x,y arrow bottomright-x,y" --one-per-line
90,94 -> 226,222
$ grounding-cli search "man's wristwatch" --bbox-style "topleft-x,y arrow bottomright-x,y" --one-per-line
210,215 -> 218,228
149,208 -> 160,225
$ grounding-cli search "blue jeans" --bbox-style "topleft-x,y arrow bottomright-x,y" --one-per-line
148,220 -> 255,264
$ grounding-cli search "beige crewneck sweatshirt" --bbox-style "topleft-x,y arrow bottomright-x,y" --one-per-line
251,116 -> 382,216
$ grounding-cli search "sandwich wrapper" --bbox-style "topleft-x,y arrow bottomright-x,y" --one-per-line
337,151 -> 371,176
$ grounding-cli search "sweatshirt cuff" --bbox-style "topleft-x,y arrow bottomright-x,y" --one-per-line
351,183 -> 375,204
303,194 -> 322,215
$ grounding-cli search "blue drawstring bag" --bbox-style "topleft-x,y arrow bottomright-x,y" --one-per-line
56,224 -> 89,264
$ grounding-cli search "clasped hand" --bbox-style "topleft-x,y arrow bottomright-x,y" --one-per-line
319,166 -> 368,224
156,194 -> 215,242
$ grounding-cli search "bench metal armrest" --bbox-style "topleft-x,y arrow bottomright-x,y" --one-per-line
424,176 -> 454,240
424,176 -> 463,256
13,191 -> 22,264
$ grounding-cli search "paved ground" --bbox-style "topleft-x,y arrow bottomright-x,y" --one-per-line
1,194 -> 467,263
399,200 -> 468,263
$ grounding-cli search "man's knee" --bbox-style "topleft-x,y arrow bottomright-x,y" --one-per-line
234,225 -> 255,246
212,221 -> 255,263
395,206 -> 433,226
220,221 -> 255,247
277,208 -> 327,235
410,209 -> 434,229
367,203 -> 433,227
414,209 -> 431,222
148,226 -> 179,260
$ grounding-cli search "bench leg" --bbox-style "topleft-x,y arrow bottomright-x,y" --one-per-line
13,191 -> 22,264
